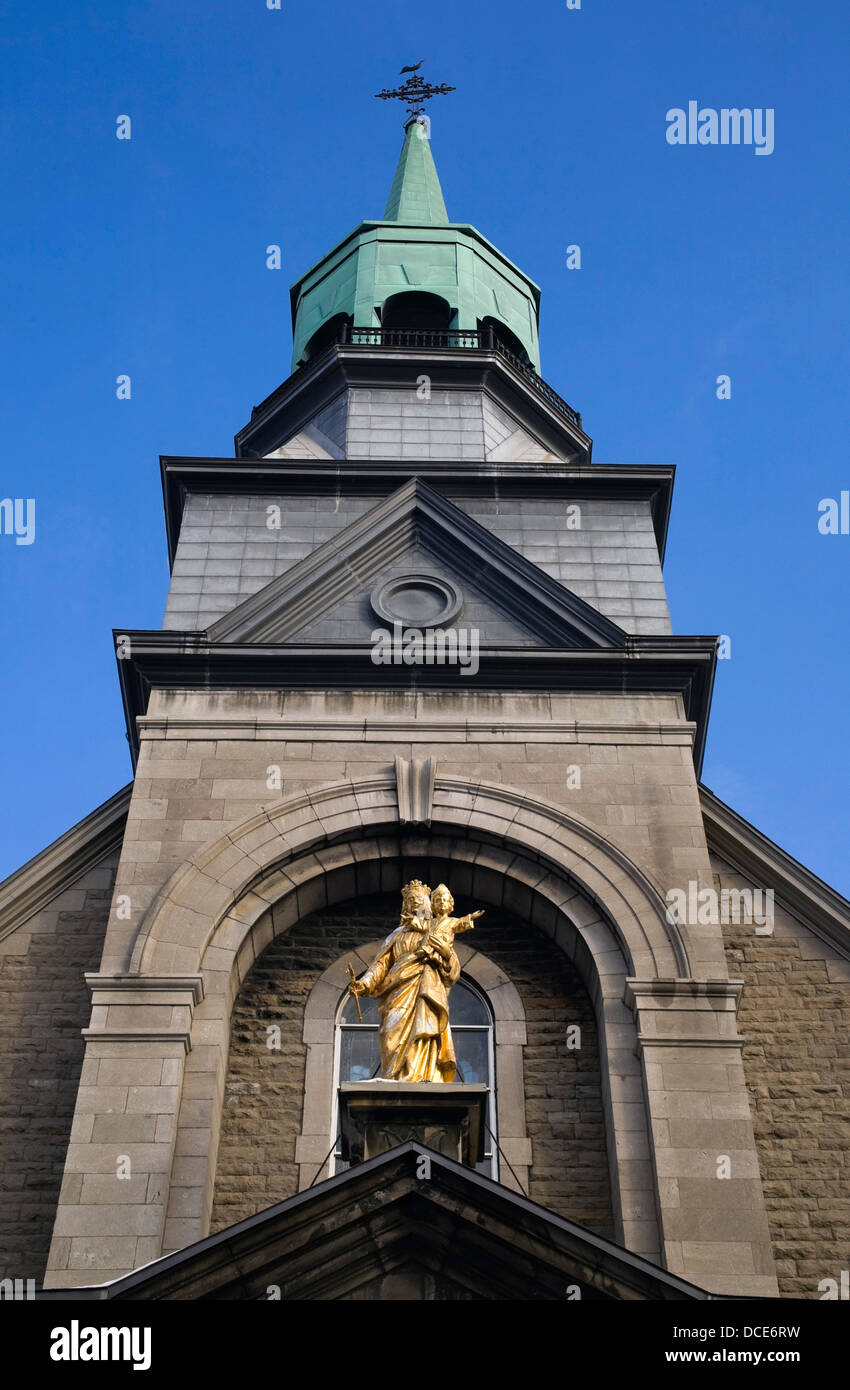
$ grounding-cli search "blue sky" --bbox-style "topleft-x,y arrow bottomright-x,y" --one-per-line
1,0 -> 848,892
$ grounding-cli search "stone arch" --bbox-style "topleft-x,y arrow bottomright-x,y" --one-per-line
144,774 -> 679,1264
129,773 -> 690,982
298,940 -> 530,1194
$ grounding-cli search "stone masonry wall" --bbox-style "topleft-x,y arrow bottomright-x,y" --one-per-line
713,854 -> 850,1298
0,850 -> 120,1285
110,688 -> 708,978
210,895 -> 613,1237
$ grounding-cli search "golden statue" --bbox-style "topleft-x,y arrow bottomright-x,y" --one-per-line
349,881 -> 484,1083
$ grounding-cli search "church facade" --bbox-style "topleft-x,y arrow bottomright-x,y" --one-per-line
1,116 -> 848,1301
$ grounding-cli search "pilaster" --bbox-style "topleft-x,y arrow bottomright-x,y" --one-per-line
42,974 -> 203,1289
625,978 -> 779,1297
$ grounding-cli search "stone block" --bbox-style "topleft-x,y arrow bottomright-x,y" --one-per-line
681,1241 -> 756,1276
91,1113 -> 157,1144
80,1174 -> 148,1204
62,1143 -> 173,1175
54,1204 -> 162,1239
96,1059 -> 164,1089
67,1237 -> 140,1271
74,1086 -> 128,1115
126,1086 -> 180,1115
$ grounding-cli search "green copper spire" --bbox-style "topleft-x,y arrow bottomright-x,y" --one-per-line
290,118 -> 542,373
383,119 -> 449,225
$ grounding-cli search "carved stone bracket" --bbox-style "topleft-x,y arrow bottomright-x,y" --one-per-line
395,756 -> 436,826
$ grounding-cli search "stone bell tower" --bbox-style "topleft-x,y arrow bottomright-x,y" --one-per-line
30,106 -> 798,1299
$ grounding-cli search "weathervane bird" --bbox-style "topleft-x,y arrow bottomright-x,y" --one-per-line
400,60 -> 424,74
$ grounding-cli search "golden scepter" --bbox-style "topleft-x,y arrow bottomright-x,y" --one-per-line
346,962 -> 363,1022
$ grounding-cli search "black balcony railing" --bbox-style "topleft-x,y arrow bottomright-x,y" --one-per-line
338,323 -> 583,431
346,326 -> 482,351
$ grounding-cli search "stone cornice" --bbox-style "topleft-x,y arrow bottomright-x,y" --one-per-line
115,636 -> 717,770
84,973 -> 205,1004
79,1032 -> 192,1052
625,979 -> 746,1051
0,785 -> 132,943
82,974 -> 205,1053
635,1036 -> 744,1049
624,978 -> 745,1005
700,785 -> 850,963
137,716 -> 697,742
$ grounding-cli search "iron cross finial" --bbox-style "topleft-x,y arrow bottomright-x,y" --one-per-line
375,64 -> 456,121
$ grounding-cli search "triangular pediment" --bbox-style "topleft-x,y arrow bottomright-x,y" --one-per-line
47,1145 -> 712,1301
206,480 -> 626,649
284,542 -> 547,646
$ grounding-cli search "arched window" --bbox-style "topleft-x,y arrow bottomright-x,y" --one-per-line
333,977 -> 497,1178
301,312 -> 352,364
479,315 -> 533,367
380,291 -> 453,332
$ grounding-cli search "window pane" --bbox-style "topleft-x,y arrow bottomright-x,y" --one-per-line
340,1027 -> 380,1082
342,992 -> 380,1024
453,1029 -> 489,1085
450,981 -> 489,1026
334,972 -> 497,1181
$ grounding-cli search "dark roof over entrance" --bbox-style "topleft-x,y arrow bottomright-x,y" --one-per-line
40,1143 -> 718,1301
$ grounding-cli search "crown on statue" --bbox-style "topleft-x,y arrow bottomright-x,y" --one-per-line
401,879 -> 431,910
